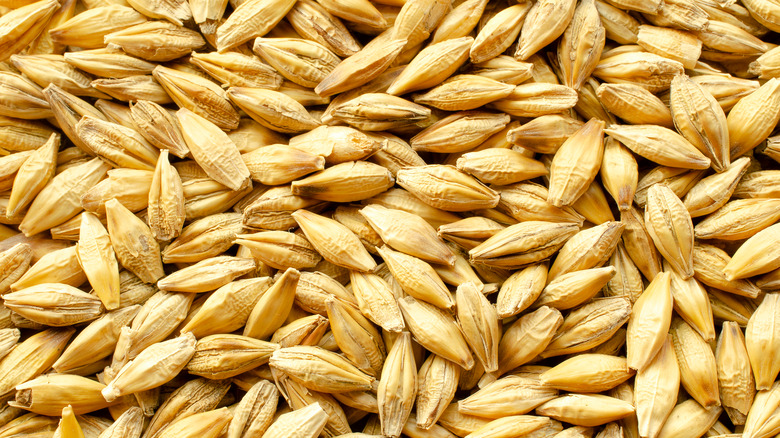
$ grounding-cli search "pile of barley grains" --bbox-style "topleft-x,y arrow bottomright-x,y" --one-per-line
0,0 -> 778,436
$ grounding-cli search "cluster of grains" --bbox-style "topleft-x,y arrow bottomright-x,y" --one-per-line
1,0 -> 780,436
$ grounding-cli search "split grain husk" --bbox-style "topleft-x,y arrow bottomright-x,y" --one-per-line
467,415 -> 550,438
275,373 -> 351,437
725,223 -> 780,280
90,76 -> 171,104
156,407 -> 232,438
97,406 -> 142,438
683,157 -> 750,217
215,0 -> 296,51
0,73 -> 53,120
348,270 -> 404,333
153,65 -> 239,131
176,108 -> 251,192
113,290 -> 192,368
49,5 -> 145,50
495,182 -> 585,225
235,230 -> 321,270
330,93 -> 430,131
536,266 -> 616,311
10,245 -> 84,291
63,49 -> 155,80
81,168 -> 154,215
104,21 -> 204,63
506,115 -> 583,155
55,404 -> 84,438
0,117 -> 55,154
286,0 -> 360,58
147,150 -> 184,241
667,264 -> 715,342
743,380 -> 780,438
488,83 -> 579,118
7,133 -> 57,218
495,262 -> 547,318
361,204 -> 454,266
241,145 -> 324,186
413,75 -> 515,112
253,38 -> 340,89
75,115 -> 159,171
437,216 -> 505,250
635,167 -> 705,208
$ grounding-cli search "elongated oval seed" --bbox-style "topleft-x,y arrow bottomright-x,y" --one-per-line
626,272 -> 673,371
645,184 -> 695,279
